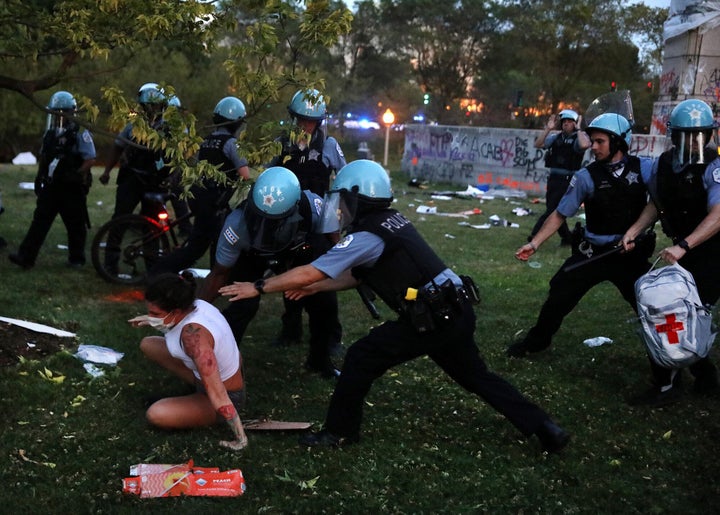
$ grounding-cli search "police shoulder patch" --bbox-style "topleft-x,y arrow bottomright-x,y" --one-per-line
223,226 -> 239,245
313,197 -> 323,215
334,234 -> 354,249
82,131 -> 93,143
712,167 -> 720,184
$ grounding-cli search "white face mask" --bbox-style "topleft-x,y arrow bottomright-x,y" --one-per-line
130,314 -> 177,334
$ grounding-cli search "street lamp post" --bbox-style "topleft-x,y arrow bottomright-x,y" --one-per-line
382,108 -> 395,167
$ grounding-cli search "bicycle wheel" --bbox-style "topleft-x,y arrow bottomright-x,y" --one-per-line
91,214 -> 171,285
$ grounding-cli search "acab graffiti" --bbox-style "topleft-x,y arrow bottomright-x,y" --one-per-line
402,124 -> 667,189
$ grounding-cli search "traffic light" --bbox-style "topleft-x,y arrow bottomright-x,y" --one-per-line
423,93 -> 430,105
515,90 -> 524,107
647,81 -> 654,92
610,81 -> 617,92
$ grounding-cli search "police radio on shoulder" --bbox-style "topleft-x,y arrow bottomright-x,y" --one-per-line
253,279 -> 265,294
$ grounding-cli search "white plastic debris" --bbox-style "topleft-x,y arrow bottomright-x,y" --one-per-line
457,222 -> 491,229
583,336 -> 613,347
416,205 -> 437,214
83,363 -> 106,378
74,344 -> 124,365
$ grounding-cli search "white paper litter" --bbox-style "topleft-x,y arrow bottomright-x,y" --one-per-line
0,316 -> 76,337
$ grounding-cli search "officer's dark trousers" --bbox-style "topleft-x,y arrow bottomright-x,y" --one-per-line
325,302 -> 550,438
223,260 -> 337,371
524,249 -> 651,349
530,173 -> 573,241
149,187 -> 226,276
279,295 -> 343,345
17,182 -> 88,265
649,237 -> 720,387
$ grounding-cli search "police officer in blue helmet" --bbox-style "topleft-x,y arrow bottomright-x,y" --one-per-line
199,166 -> 341,378
99,83 -> 170,214
623,99 -> 720,407
268,88 -> 346,351
511,113 -> 659,392
149,96 -> 251,276
530,109 -> 591,245
10,91 -> 96,269
217,160 -> 570,452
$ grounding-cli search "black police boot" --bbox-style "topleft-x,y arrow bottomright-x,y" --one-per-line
304,359 -> 340,379
506,334 -> 551,358
535,420 -> 570,453
299,429 -> 359,448
9,252 -> 34,269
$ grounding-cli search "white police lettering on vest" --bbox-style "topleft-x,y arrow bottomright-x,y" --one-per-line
381,213 -> 411,232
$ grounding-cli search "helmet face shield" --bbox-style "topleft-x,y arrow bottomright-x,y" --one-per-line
673,130 -> 712,166
245,204 -> 302,253
319,190 -> 357,234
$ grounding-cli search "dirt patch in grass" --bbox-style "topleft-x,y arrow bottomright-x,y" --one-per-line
0,322 -> 70,366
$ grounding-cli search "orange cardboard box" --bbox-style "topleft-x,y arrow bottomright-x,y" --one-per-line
123,460 -> 245,498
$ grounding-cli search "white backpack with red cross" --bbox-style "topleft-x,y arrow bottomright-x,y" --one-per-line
635,263 -> 716,369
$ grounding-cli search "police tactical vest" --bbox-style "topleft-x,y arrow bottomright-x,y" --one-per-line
350,208 -> 447,312
654,149 -> 713,240
198,132 -> 238,182
41,126 -> 84,183
123,124 -> 169,179
280,132 -> 331,196
544,132 -> 583,172
584,156 -> 647,235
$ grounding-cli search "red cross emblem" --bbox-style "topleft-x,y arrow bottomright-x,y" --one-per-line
655,314 -> 685,344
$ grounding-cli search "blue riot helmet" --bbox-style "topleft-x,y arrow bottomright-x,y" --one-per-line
167,95 -> 181,108
667,99 -> 718,165
558,109 -> 579,123
213,96 -> 246,134
138,83 -> 166,105
319,159 -> 393,234
137,83 -> 166,121
288,89 -> 327,122
587,113 -> 632,161
245,166 -> 303,252
46,91 -> 77,132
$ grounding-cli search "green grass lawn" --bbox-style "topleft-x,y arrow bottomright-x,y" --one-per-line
0,164 -> 718,513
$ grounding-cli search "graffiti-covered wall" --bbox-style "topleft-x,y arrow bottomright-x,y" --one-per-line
651,1 -> 720,135
401,125 -> 669,191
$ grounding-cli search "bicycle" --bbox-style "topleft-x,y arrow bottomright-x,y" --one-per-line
91,191 -> 192,285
